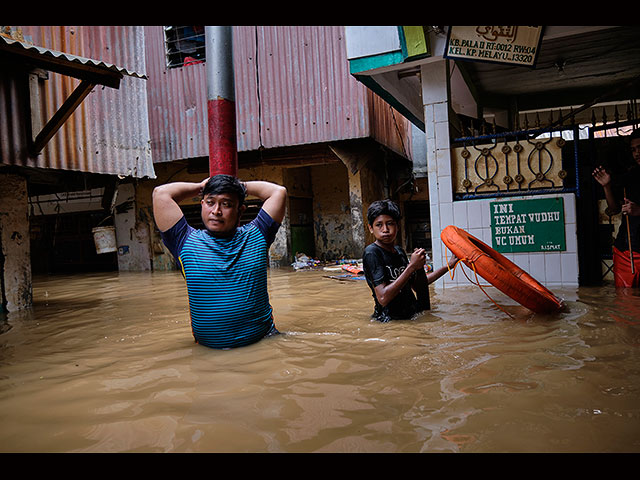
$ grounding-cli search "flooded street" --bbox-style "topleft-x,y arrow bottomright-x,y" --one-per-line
1,268 -> 640,453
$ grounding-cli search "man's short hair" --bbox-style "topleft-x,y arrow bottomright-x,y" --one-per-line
629,128 -> 640,142
367,199 -> 401,226
202,174 -> 246,207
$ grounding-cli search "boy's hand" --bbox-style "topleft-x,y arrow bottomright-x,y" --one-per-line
409,248 -> 427,270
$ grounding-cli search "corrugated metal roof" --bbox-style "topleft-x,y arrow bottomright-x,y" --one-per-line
0,35 -> 147,81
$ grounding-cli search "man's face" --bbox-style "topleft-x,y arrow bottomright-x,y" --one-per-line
201,193 -> 245,236
369,214 -> 398,246
631,138 -> 640,166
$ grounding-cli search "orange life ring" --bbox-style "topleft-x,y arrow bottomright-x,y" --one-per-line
441,225 -> 564,314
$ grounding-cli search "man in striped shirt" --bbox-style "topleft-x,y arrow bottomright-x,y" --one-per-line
153,174 -> 287,349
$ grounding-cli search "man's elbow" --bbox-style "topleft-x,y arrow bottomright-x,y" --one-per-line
271,184 -> 288,206
275,184 -> 288,199
152,184 -> 169,203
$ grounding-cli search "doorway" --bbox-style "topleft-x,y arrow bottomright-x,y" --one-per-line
584,122 -> 640,285
30,211 -> 117,274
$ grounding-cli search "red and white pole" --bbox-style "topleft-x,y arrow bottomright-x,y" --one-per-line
204,26 -> 237,177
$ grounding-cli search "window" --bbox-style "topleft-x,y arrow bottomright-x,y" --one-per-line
164,26 -> 205,68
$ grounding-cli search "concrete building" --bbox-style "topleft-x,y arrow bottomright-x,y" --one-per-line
344,26 -> 640,288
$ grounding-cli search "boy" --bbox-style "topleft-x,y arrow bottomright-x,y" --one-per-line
362,199 -> 458,322
153,174 -> 287,348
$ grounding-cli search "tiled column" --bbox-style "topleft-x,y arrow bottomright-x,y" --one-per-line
421,60 -> 457,288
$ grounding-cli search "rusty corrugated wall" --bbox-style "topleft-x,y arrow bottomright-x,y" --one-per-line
145,25 -> 412,163
144,26 -> 208,162
0,26 -> 154,178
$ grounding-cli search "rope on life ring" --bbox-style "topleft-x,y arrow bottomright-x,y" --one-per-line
444,246 -> 516,319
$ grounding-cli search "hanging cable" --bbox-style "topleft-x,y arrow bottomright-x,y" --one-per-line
254,26 -> 264,156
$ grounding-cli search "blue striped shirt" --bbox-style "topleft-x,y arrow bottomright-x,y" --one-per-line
160,209 -> 280,349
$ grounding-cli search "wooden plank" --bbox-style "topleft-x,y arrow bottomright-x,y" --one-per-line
31,79 -> 95,155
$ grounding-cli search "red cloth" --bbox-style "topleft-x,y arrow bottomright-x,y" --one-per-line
613,246 -> 640,287
183,56 -> 203,66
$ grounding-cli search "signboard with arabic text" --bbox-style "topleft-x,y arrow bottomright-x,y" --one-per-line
445,26 -> 543,67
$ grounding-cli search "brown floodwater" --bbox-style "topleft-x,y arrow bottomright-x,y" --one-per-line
1,267 -> 639,453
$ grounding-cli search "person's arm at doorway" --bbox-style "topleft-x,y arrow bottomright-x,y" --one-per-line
153,178 -> 208,232
592,166 -> 621,214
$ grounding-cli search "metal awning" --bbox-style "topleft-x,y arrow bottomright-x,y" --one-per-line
0,35 -> 146,88
0,35 -> 147,156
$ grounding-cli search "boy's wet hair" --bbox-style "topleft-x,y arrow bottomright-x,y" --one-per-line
367,199 -> 402,225
202,174 -> 246,207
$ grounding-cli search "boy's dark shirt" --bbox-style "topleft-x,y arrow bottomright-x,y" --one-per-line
362,243 -> 429,322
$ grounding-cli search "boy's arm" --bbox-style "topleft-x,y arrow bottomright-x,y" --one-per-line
153,178 -> 208,232
244,181 -> 288,224
426,253 -> 458,284
373,249 -> 426,307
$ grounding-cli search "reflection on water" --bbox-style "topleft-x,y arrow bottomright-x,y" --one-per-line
1,269 -> 639,452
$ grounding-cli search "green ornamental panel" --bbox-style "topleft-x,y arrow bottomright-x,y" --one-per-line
491,197 -> 566,253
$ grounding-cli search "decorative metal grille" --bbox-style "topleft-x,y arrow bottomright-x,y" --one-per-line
451,102 -> 639,201
452,114 -> 575,200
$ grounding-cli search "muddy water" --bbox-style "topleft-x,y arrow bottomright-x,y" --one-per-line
1,268 -> 640,453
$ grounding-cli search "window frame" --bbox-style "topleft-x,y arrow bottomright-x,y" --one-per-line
164,26 -> 206,69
